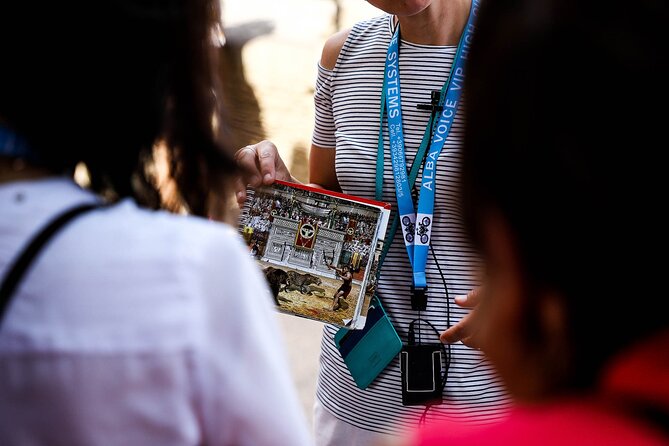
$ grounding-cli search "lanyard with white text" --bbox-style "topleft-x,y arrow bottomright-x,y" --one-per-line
378,2 -> 477,310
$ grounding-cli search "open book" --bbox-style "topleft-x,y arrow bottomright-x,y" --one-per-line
238,180 -> 391,329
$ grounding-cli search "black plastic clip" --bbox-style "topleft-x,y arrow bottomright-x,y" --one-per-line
416,90 -> 443,114
410,285 -> 428,311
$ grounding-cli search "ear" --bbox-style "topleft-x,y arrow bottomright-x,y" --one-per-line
483,211 -> 566,336
481,210 -> 524,303
536,289 -> 570,392
539,291 -> 566,345
481,210 -> 569,398
476,211 -> 536,397
477,210 -> 526,346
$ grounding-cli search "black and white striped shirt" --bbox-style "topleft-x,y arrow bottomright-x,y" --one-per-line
312,14 -> 510,435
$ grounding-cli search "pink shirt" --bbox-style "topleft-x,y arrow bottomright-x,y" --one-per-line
412,332 -> 669,446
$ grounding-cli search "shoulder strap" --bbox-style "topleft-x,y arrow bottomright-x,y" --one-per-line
0,202 -> 102,327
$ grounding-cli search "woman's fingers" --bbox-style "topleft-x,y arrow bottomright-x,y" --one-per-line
234,140 -> 291,207
254,140 -> 281,185
454,287 -> 483,308
440,286 -> 485,346
440,313 -> 472,344
234,144 -> 263,186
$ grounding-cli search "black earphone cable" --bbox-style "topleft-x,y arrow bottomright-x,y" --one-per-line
416,242 -> 452,425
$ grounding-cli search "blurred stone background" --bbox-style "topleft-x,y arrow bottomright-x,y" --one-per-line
218,0 -> 379,432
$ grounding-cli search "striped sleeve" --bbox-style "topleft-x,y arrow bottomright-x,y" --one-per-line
311,64 -> 336,149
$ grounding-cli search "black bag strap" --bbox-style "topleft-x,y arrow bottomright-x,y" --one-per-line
0,202 -> 102,328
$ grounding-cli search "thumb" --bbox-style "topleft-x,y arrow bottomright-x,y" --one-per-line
255,140 -> 287,185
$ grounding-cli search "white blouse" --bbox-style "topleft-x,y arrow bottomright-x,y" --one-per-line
0,177 -> 311,446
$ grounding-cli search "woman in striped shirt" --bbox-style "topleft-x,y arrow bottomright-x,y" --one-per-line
235,0 -> 510,444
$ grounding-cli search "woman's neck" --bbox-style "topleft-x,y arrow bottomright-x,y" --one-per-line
396,0 -> 471,46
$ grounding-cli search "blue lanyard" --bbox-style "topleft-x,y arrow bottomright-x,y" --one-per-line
376,2 -> 478,299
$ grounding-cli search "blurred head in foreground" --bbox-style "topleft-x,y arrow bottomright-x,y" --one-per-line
462,0 -> 668,403
404,0 -> 669,443
0,0 -> 235,218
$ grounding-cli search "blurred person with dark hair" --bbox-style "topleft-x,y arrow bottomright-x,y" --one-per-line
389,0 -> 669,444
0,2 -> 311,445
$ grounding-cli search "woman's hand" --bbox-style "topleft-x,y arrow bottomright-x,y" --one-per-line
234,140 -> 295,206
440,286 -> 485,350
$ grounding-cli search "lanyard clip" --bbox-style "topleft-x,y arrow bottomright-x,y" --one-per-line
416,90 -> 443,114
410,285 -> 428,311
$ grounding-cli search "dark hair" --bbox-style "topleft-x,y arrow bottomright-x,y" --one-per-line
0,0 -> 236,217
462,0 -> 668,389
